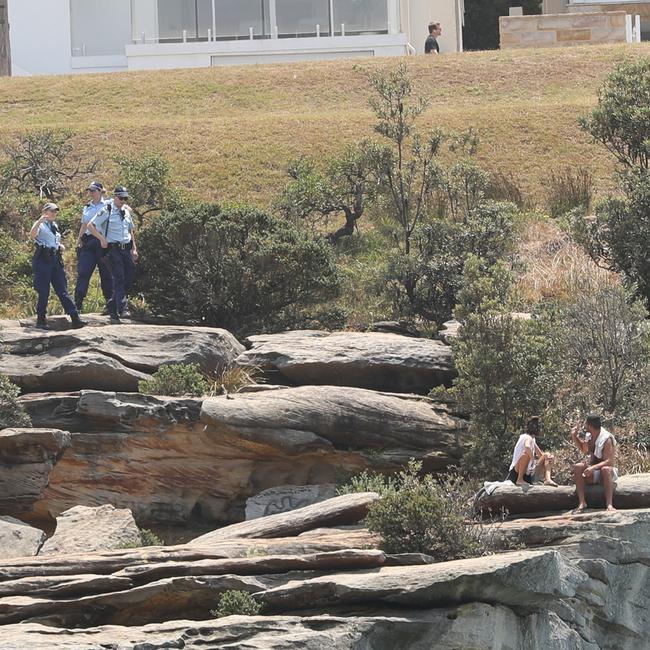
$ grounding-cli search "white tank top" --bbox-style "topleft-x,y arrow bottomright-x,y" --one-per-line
509,434 -> 536,473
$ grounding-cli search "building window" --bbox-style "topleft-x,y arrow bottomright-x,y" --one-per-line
70,0 -> 131,56
157,0 -> 214,41
276,0 -> 331,37
214,0 -> 270,40
332,0 -> 388,35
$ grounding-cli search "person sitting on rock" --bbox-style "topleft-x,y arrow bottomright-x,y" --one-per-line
507,416 -> 557,487
571,413 -> 617,514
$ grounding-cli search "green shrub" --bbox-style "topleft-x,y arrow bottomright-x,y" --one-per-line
135,203 -> 341,336
118,527 -> 164,549
452,257 -> 560,479
337,470 -> 397,497
362,461 -> 502,560
139,363 -> 209,397
211,590 -> 261,618
0,374 -> 30,429
381,201 -> 517,326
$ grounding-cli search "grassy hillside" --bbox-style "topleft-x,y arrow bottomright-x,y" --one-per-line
1,43 -> 648,207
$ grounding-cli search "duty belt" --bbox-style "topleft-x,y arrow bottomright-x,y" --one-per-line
108,241 -> 132,250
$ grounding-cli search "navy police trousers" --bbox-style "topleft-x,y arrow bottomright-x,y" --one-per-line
74,234 -> 113,309
104,245 -> 135,318
33,249 -> 77,317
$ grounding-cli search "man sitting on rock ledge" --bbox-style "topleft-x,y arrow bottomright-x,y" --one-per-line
571,413 -> 618,514
507,416 -> 557,487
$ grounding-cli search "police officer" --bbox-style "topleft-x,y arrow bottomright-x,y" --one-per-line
29,203 -> 86,330
87,186 -> 138,324
74,181 -> 113,313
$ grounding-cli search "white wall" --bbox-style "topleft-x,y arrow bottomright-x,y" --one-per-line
126,33 -> 407,70
9,0 -> 72,75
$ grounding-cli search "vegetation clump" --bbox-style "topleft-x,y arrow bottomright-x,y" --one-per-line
211,590 -> 262,618
135,203 -> 341,336
139,363 -> 209,397
0,374 -> 31,429
344,461 -> 504,561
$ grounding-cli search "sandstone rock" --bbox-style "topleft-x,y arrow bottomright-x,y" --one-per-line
237,330 -> 454,393
246,485 -> 337,520
0,429 -> 71,515
0,517 -> 45,559
475,473 -> 650,515
0,608 -> 582,650
190,493 -> 379,545
0,320 -> 243,393
438,319 -> 461,344
16,388 -> 465,527
39,505 -> 141,556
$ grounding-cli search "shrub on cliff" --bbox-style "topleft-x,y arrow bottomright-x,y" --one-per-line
139,363 -> 209,397
0,373 -> 30,429
135,203 -> 341,336
351,461 -> 502,561
211,590 -> 262,618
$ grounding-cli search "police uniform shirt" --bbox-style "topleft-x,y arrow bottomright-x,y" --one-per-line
32,219 -> 61,249
81,198 -> 108,235
91,200 -> 134,244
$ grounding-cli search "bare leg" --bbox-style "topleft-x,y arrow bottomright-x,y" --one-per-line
601,467 -> 616,511
542,456 -> 558,486
573,462 -> 588,512
515,453 -> 532,487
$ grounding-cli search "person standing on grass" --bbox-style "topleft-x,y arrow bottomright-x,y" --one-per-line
507,416 -> 558,487
425,22 -> 442,55
86,186 -> 138,324
74,181 -> 113,314
571,413 -> 617,514
30,203 -> 86,330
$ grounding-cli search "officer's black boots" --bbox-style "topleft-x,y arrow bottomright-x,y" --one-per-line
35,315 -> 49,330
70,313 -> 87,329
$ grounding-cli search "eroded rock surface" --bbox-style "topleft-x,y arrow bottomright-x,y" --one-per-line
0,507 -> 648,649
237,330 -> 454,393
39,505 -> 141,556
246,484 -> 337,520
0,517 -> 45,559
0,320 -> 243,393
12,387 -> 465,527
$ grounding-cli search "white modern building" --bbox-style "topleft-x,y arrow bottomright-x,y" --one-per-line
7,0 -> 465,76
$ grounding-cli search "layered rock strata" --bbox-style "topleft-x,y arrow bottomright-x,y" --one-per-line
0,320 -> 243,393
237,330 -> 455,393
6,387 -> 466,526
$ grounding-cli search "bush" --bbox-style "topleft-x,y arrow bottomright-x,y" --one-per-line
547,280 -> 650,424
382,201 -> 517,329
139,363 -> 209,397
361,461 -> 503,560
0,374 -> 30,429
451,258 -> 560,479
135,203 -> 341,336
118,527 -> 164,549
545,167 -> 593,218
211,590 -> 262,618
570,170 -> 650,307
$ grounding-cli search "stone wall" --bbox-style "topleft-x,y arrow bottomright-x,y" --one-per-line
500,11 -> 627,48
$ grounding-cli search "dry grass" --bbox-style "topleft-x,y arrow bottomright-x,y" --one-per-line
516,217 -> 618,305
1,43 -> 649,208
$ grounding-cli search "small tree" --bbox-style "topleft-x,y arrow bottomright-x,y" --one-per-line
277,142 -> 379,243
574,60 -> 650,306
550,281 -> 650,421
0,129 -> 98,199
362,63 -> 444,255
452,257 -> 559,478
579,59 -> 650,171
114,152 -> 181,226
136,203 -> 341,335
